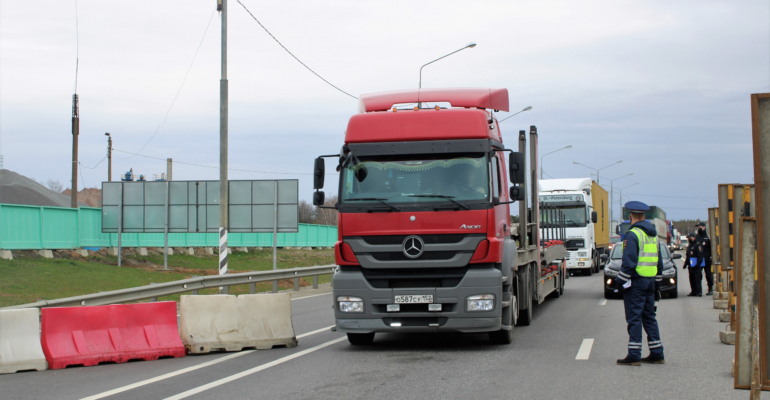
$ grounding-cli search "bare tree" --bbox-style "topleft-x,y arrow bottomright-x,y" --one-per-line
298,200 -> 316,223
315,195 -> 338,226
46,179 -> 64,193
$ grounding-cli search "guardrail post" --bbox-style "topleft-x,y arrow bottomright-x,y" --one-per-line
313,275 -> 318,289
223,286 -> 229,295
294,277 -> 299,291
150,282 -> 157,302
249,282 -> 256,294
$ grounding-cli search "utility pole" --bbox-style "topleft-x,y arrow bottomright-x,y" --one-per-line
105,133 -> 112,182
71,94 -> 79,208
166,158 -> 173,181
218,0 -> 229,276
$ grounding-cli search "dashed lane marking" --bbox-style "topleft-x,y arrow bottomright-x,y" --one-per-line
291,292 -> 332,301
599,299 -> 607,305
163,336 -> 347,400
80,351 -> 254,400
80,326 -> 335,400
575,338 -> 595,360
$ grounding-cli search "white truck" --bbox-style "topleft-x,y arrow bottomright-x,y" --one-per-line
539,178 -> 610,275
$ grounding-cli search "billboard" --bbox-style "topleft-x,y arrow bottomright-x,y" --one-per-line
101,180 -> 298,233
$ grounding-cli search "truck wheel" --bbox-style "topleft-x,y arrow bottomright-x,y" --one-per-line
489,306 -> 514,345
347,332 -> 375,345
517,283 -> 533,326
586,267 -> 593,277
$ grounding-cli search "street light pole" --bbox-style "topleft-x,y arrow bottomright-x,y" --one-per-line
419,42 -> 476,90
539,145 -> 572,180
218,0 -> 229,276
618,182 -> 639,221
604,173 -> 633,227
499,106 -> 533,123
572,160 -> 623,185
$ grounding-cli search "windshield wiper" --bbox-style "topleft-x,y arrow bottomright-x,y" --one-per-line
407,194 -> 470,210
347,198 -> 401,211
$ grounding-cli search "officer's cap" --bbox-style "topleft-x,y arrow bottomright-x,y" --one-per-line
624,201 -> 649,213
687,233 -> 695,239
697,222 -> 706,227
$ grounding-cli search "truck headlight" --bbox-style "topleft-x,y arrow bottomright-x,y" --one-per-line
337,296 -> 364,313
578,252 -> 587,257
467,294 -> 495,311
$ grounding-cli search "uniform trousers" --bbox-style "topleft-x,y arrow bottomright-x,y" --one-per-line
622,277 -> 664,359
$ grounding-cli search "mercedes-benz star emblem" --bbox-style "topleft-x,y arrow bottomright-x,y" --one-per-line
402,235 -> 424,259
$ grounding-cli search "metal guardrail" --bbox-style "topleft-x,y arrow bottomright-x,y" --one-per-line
1,264 -> 337,310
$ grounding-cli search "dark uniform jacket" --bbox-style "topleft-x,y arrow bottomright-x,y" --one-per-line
683,239 -> 704,268
616,220 -> 664,290
696,230 -> 711,262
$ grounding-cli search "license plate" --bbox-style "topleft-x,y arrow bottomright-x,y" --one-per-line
394,295 -> 433,304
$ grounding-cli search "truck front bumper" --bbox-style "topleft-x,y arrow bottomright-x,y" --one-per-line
332,265 -> 503,334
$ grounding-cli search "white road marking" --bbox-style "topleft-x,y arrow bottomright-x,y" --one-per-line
80,326 -> 334,400
575,338 -> 595,360
163,336 -> 347,400
297,325 -> 335,339
598,299 -> 607,305
291,292 -> 332,301
80,351 -> 255,400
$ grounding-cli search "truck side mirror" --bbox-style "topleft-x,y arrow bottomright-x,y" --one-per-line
591,211 -> 598,223
509,186 -> 525,201
615,225 -> 620,234
313,158 -> 325,189
509,152 -> 525,184
313,191 -> 325,206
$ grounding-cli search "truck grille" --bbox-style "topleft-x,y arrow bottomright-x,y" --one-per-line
370,251 -> 457,261
360,234 -> 469,245
565,239 -> 584,250
361,266 -> 471,288
343,234 -> 485,269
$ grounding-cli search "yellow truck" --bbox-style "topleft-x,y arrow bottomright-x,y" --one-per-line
538,178 -> 610,275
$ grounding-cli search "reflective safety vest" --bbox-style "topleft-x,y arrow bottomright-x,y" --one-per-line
629,227 -> 658,277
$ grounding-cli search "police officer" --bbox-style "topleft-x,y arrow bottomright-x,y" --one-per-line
616,201 -> 665,366
683,233 -> 705,297
696,222 -> 713,295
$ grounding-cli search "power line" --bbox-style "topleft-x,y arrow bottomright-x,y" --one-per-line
126,10 -> 216,159
237,0 -> 358,100
78,155 -> 107,170
113,148 -> 315,175
624,192 -> 717,200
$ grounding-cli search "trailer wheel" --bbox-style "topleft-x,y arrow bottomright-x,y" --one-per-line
347,332 -> 375,345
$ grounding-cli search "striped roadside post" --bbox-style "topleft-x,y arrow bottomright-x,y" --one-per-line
219,227 -> 228,275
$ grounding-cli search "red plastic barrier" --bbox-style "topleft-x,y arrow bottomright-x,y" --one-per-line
41,302 -> 185,369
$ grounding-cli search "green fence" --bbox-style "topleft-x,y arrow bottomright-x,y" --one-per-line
0,204 -> 337,250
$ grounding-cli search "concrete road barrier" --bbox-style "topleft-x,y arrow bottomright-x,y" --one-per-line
180,293 -> 298,354
41,302 -> 185,369
0,309 -> 48,374
719,312 -> 731,322
719,330 -> 736,345
713,300 -> 729,309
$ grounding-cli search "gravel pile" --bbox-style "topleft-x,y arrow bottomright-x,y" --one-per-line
0,169 -> 87,207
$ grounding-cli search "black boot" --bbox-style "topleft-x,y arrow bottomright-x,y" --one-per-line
640,355 -> 665,364
617,357 -> 641,366
706,288 -> 713,295
687,293 -> 697,297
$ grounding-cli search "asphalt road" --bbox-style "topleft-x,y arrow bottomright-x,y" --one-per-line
2,257 -> 743,400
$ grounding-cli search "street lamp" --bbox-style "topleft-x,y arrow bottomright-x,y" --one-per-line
419,42 -> 476,89
539,145 -> 572,180
617,182 -> 639,221
572,160 -> 622,185
500,106 -> 533,122
604,173 -> 633,225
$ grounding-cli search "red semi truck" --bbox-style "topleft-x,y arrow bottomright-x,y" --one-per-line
312,88 -> 567,345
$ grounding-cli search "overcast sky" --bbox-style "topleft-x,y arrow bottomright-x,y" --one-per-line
1,0 -> 767,221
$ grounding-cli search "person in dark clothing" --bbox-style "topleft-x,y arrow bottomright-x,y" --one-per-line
683,233 -> 704,296
696,222 -> 713,295
615,201 -> 665,366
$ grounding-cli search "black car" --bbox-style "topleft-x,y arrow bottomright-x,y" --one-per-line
600,244 -> 681,299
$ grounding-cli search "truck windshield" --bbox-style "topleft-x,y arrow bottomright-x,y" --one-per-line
558,206 -> 587,227
340,153 -> 489,206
